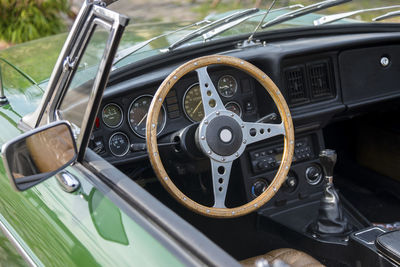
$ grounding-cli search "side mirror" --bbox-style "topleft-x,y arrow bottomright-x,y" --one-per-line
1,121 -> 77,191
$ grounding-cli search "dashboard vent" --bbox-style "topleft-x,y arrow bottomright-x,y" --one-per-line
284,66 -> 309,105
308,61 -> 334,100
284,59 -> 335,107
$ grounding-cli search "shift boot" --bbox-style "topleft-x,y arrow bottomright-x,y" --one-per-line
310,149 -> 352,236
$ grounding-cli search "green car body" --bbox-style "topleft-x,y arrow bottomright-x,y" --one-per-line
0,2 -> 364,266
0,46 -> 184,267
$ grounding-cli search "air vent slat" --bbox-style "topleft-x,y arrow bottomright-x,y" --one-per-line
285,66 -> 308,105
308,61 -> 333,99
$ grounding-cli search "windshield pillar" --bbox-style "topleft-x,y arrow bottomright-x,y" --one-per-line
0,66 -> 8,106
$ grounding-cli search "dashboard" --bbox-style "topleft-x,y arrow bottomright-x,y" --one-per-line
91,67 -> 260,164
90,30 -> 400,211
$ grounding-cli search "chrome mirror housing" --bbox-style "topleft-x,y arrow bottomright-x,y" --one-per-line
1,121 -> 77,191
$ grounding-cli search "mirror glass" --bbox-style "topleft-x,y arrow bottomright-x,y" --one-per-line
2,122 -> 77,191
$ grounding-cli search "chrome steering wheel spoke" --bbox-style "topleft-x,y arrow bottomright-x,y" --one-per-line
210,159 -> 233,208
196,66 -> 226,117
243,122 -> 285,145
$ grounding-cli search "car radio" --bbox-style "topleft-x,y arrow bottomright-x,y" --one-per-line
249,137 -> 314,174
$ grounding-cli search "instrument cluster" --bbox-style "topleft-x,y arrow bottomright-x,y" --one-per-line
93,70 -> 258,161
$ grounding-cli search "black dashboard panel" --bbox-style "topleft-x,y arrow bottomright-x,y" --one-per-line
91,30 -> 400,209
339,45 -> 400,106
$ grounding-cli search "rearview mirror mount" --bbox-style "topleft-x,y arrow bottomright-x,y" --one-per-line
1,121 -> 77,191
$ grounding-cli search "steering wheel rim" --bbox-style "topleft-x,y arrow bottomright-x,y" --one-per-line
146,55 -> 294,218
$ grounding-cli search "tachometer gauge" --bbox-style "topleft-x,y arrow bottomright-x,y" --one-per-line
183,84 -> 204,122
102,103 -> 123,128
128,95 -> 166,138
225,101 -> 242,117
109,132 -> 130,157
217,75 -> 237,98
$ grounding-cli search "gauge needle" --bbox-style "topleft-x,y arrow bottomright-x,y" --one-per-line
137,113 -> 148,126
191,100 -> 203,116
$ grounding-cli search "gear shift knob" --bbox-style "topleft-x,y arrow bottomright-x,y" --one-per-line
319,149 -> 337,178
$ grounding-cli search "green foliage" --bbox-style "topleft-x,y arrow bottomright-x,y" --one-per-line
0,0 -> 71,44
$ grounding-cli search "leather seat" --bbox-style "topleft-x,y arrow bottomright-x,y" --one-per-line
241,248 -> 324,267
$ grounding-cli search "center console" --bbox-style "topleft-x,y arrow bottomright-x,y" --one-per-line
243,129 -> 399,266
240,130 -> 325,210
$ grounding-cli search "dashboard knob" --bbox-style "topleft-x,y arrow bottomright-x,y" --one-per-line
252,180 -> 268,197
283,171 -> 298,193
257,160 -> 269,170
305,165 -> 323,185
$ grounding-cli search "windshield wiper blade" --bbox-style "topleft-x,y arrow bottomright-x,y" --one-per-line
373,10 -> 400,21
166,8 -> 259,51
261,0 -> 351,29
113,20 -> 210,65
203,4 -> 304,41
314,5 -> 400,25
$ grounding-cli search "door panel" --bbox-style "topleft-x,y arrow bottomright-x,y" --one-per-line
0,160 -> 184,266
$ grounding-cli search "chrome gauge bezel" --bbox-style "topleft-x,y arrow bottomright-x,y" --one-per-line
128,94 -> 167,138
183,83 -> 203,123
217,75 -> 238,98
224,101 -> 242,118
102,103 -> 123,128
108,132 -> 130,157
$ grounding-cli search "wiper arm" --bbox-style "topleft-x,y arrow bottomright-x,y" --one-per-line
314,5 -> 400,25
203,4 -> 304,41
113,20 -> 210,65
261,0 -> 351,29
167,8 -> 259,51
373,10 -> 400,22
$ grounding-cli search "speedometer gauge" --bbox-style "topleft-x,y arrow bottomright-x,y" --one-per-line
217,75 -> 237,98
102,103 -> 123,128
183,84 -> 204,122
128,95 -> 166,138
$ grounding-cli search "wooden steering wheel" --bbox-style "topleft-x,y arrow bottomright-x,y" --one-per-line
146,55 -> 294,218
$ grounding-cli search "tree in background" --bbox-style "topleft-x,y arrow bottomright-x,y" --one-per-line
0,0 -> 72,44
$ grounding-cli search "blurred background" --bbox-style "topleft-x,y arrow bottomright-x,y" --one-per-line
1,0 -> 400,50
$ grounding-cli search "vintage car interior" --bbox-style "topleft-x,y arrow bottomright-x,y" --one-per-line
8,1 -> 390,266
81,15 -> 400,265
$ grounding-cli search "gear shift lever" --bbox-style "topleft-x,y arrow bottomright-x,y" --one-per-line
309,149 -> 352,237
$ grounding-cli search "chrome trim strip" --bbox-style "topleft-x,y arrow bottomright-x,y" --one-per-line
354,227 -> 386,245
0,214 -> 43,267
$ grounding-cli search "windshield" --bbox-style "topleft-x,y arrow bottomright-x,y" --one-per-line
112,0 -> 400,68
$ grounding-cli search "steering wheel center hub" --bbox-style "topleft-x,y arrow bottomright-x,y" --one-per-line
198,110 -> 246,161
